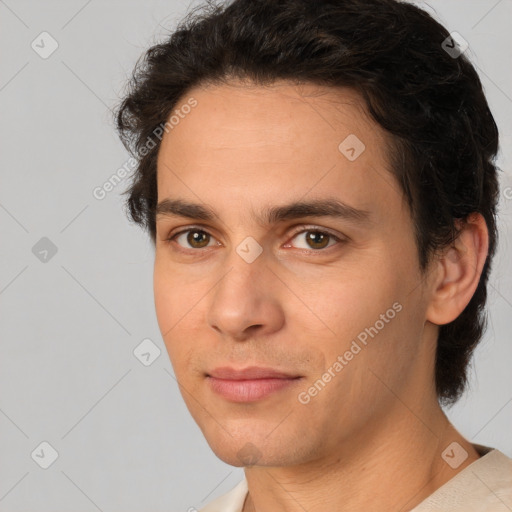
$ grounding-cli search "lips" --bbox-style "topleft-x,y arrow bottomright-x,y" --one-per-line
208,366 -> 298,380
206,366 -> 302,402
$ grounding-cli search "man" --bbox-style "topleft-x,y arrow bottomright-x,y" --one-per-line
115,0 -> 511,510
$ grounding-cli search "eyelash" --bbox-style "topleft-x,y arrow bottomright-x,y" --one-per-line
164,225 -> 345,254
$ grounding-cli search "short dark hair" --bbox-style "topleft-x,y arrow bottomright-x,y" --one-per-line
115,0 -> 500,405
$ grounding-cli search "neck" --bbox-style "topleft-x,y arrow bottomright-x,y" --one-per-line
242,401 -> 480,512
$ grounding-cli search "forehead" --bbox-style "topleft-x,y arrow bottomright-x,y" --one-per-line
159,80 -> 381,156
156,80 -> 400,219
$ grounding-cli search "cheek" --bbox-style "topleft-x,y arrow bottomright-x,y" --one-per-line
153,262 -> 193,366
153,256 -> 200,331
293,262 -> 396,342
153,264 -> 174,338
294,253 -> 416,382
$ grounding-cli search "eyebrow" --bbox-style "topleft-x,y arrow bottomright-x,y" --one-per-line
155,197 -> 371,226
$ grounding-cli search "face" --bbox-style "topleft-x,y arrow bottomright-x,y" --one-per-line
154,81 -> 436,468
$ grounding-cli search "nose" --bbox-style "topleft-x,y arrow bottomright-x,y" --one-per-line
206,249 -> 285,342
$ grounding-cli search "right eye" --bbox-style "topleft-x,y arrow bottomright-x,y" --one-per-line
168,228 -> 220,250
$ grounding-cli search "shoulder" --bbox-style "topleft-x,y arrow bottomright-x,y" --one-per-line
412,446 -> 512,511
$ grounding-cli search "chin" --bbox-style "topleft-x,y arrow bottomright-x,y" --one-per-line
203,426 -> 306,468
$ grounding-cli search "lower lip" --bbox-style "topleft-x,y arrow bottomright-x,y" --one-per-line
207,377 -> 300,402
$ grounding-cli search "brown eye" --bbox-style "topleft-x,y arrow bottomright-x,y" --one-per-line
289,230 -> 339,250
188,230 -> 210,248
173,229 -> 214,249
306,231 -> 330,249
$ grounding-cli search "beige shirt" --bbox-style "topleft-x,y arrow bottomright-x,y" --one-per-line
200,445 -> 512,512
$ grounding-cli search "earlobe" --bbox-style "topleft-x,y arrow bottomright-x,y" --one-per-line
426,213 -> 489,326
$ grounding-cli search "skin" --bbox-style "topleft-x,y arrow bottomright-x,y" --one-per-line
153,81 -> 489,511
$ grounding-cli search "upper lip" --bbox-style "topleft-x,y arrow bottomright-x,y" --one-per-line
207,366 -> 300,380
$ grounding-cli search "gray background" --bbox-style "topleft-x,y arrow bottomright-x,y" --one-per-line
1,1 -> 511,511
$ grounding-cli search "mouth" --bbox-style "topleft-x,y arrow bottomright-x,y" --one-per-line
206,366 -> 303,403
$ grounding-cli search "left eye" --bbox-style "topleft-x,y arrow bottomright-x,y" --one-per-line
286,230 -> 339,250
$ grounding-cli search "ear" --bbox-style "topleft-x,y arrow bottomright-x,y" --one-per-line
426,213 -> 489,326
